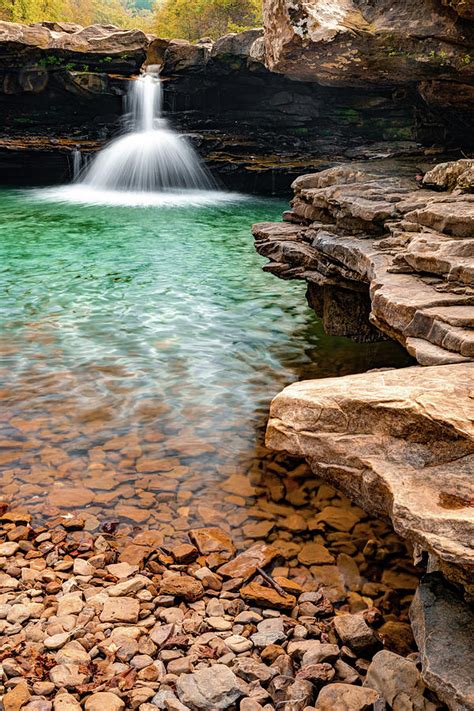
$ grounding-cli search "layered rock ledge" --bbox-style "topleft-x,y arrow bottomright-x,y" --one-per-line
254,158 -> 474,708
253,160 -> 474,365
253,159 -> 474,590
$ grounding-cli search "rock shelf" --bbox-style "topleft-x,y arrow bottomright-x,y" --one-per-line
265,364 -> 474,595
253,160 -> 474,364
253,158 -> 474,709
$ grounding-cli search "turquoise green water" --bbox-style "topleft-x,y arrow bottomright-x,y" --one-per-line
0,190 -> 409,527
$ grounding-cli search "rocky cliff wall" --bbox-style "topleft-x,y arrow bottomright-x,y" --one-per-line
0,14 -> 473,192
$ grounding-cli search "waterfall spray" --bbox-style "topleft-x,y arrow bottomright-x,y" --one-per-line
77,73 -> 216,193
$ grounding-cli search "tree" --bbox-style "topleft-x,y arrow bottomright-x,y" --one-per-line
0,0 -> 154,28
154,0 -> 262,41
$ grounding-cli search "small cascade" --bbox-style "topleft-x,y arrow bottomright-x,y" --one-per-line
71,148 -> 87,181
78,73 -> 216,193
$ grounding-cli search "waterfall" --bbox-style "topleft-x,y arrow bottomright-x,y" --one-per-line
72,149 -> 83,181
77,73 -> 216,193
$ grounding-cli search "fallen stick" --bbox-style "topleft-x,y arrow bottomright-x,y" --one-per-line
257,566 -> 290,598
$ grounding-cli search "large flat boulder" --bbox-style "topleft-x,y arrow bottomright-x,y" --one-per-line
266,363 -> 474,595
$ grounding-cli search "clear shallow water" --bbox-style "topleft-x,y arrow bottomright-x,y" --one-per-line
0,189 -> 410,530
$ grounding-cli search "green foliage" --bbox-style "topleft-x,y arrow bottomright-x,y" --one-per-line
154,0 -> 262,41
0,0 -> 154,29
0,0 -> 261,38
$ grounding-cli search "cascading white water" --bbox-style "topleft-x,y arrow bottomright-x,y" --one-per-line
77,73 -> 216,193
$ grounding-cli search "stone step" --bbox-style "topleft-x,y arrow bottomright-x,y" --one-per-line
405,337 -> 472,365
407,311 -> 474,357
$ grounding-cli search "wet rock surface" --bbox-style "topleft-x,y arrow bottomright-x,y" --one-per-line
0,458 -> 440,710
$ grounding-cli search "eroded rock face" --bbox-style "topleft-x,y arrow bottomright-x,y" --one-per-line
265,363 -> 474,595
253,160 -> 474,365
0,21 -> 148,72
263,0 -> 474,92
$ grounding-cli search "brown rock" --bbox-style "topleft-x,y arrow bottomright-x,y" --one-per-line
169,543 -> 198,564
240,582 -> 296,611
311,507 -> 362,533
315,683 -> 381,710
100,597 -> 140,623
84,692 -> 125,711
261,644 -> 286,663
242,520 -> 275,538
3,682 -> 30,711
52,693 -> 82,711
159,573 -> 204,602
333,614 -> 378,653
298,542 -> 335,566
48,486 -> 94,508
217,542 -> 279,581
376,621 -> 416,656
119,544 -> 153,567
189,527 -> 235,557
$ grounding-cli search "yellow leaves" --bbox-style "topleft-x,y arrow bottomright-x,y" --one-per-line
154,0 -> 262,41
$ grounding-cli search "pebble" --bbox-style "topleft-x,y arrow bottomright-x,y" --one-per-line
225,634 -> 253,653
159,574 -> 204,602
83,692 -> 125,711
333,613 -> 378,653
100,596 -> 140,623
315,682 -> 381,710
44,633 -> 70,650
207,616 -> 233,631
0,541 -> 20,556
52,692 -> 82,710
3,681 -> 30,711
176,664 -> 243,710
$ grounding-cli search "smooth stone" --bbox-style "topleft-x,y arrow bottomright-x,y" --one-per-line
83,693 -> 125,711
176,664 -> 243,710
225,635 -> 253,654
315,683 -> 381,710
100,596 -> 140,623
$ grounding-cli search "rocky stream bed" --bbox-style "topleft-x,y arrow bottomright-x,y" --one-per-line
0,452 -> 446,711
0,0 -> 473,709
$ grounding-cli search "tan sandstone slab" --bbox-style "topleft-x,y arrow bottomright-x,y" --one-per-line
266,363 -> 474,595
